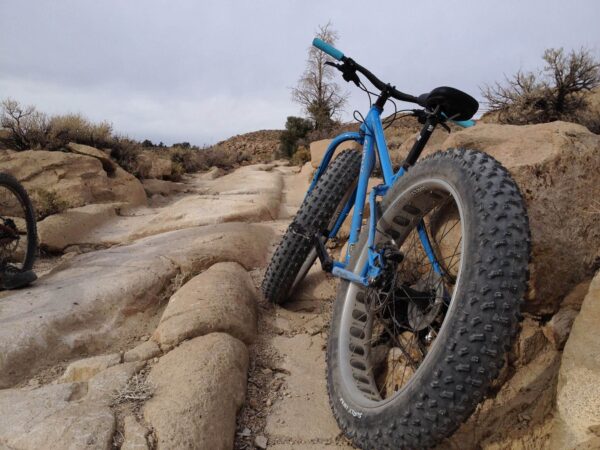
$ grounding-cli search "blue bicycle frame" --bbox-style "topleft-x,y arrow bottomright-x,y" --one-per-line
306,105 -> 473,287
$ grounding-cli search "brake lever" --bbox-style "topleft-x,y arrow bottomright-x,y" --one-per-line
325,61 -> 360,87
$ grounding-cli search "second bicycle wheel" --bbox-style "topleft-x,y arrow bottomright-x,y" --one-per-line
0,173 -> 37,272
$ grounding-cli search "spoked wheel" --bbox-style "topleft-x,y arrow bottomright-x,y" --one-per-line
357,198 -> 464,401
0,173 -> 37,273
327,149 -> 530,449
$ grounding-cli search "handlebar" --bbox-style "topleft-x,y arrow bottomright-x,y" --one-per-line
312,38 -> 420,105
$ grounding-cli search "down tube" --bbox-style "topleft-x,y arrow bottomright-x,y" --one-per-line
347,131 -> 376,247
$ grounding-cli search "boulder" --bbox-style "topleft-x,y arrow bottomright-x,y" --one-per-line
137,152 -> 173,179
142,178 -> 188,197
66,142 -> 116,174
0,383 -> 115,450
123,340 -> 161,362
60,353 -> 122,383
122,416 -> 150,450
0,222 -> 274,388
37,202 -> 122,252
143,333 -> 248,450
441,122 -> 600,314
309,139 -> 361,168
153,262 -> 258,347
548,271 -> 600,449
0,149 -> 147,211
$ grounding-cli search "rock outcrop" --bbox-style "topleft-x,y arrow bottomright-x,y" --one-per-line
442,121 -> 600,314
548,271 -> 600,449
0,222 -> 274,388
0,149 -> 147,210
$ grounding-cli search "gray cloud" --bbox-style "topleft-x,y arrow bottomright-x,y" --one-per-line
1,0 -> 599,145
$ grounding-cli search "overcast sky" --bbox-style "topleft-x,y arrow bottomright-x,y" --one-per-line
1,1 -> 599,146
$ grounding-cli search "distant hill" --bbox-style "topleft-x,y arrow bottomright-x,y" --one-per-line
207,129 -> 283,165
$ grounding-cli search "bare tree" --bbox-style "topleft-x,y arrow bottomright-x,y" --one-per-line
1,98 -> 49,150
292,22 -> 348,130
481,47 -> 600,126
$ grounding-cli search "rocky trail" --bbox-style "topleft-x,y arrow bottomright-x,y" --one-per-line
0,157 -> 353,450
1,119 -> 600,449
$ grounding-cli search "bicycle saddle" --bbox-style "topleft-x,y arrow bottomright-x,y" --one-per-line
417,86 -> 479,121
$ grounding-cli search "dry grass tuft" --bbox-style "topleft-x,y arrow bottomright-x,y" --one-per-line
112,372 -> 155,406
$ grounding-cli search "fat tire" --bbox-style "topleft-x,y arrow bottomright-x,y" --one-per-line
327,149 -> 530,449
0,172 -> 37,271
262,149 -> 362,304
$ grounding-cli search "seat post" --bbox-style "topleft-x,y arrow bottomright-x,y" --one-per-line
402,114 -> 439,168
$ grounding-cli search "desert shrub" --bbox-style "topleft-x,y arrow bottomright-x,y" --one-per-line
0,99 -> 49,150
46,114 -> 113,150
169,161 -> 185,181
171,148 -> 203,173
32,188 -> 69,220
109,138 -> 143,176
482,47 -> 600,132
290,145 -> 310,166
280,116 -> 313,158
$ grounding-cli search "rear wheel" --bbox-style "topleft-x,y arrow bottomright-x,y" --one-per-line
0,173 -> 37,273
262,149 -> 362,304
327,149 -> 530,449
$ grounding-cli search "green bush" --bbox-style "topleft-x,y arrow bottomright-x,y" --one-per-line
279,116 -> 313,158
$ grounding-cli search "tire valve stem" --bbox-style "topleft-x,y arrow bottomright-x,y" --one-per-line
425,330 -> 436,344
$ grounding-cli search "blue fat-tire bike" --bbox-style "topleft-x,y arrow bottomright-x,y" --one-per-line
262,38 -> 530,449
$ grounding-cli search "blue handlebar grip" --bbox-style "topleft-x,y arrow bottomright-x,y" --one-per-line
312,38 -> 345,61
452,119 -> 476,128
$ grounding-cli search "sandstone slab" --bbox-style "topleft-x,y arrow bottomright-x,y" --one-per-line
153,262 -> 258,347
0,383 -> 115,450
0,222 -> 274,388
144,333 -> 248,450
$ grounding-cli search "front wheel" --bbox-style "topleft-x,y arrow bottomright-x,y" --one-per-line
262,149 -> 362,304
327,149 -> 530,449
